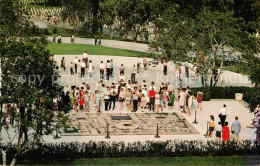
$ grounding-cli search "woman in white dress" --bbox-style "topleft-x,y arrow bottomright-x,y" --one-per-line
88,60 -> 93,77
155,91 -> 160,112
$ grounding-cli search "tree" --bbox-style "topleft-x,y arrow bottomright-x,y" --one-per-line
100,0 -> 118,39
150,3 -> 259,86
115,0 -> 151,42
0,0 -> 69,165
62,0 -> 102,36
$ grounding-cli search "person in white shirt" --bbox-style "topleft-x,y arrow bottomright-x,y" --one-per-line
219,104 -> 229,127
106,60 -> 111,80
99,61 -> 105,79
131,65 -> 136,83
82,51 -> 88,68
74,57 -> 78,74
119,64 -> 125,75
167,82 -> 174,93
80,60 -> 86,78
149,82 -> 157,91
119,73 -> 125,81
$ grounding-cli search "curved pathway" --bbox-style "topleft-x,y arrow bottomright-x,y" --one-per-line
47,37 -> 150,53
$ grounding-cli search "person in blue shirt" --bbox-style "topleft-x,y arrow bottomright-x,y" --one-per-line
231,116 -> 241,140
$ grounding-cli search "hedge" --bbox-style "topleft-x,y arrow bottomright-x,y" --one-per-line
190,86 -> 260,111
1,140 -> 259,164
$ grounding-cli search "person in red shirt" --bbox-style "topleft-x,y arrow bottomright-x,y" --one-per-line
79,97 -> 84,112
149,88 -> 156,112
222,121 -> 230,144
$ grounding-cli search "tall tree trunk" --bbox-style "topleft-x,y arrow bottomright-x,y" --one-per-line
132,31 -> 138,42
110,27 -> 113,40
1,150 -> 6,166
10,156 -> 17,166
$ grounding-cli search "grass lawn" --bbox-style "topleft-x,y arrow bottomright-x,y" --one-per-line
47,43 -> 150,57
21,156 -> 248,165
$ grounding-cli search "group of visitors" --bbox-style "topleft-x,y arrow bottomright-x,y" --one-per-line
54,51 -> 207,115
205,104 -> 242,142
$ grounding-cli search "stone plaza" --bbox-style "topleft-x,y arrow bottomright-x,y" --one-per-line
62,112 -> 199,136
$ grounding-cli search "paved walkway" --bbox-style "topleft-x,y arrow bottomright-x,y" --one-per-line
55,55 -> 252,88
47,37 -> 150,52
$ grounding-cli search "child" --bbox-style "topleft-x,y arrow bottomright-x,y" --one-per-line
230,131 -> 236,142
159,93 -> 164,112
215,122 -> 222,141
140,94 -> 147,112
155,92 -> 160,112
84,91 -> 90,112
79,97 -> 84,112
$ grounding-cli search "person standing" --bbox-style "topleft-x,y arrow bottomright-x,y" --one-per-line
231,116 -> 241,140
83,51 -> 88,68
149,82 -> 157,91
168,91 -> 175,111
80,60 -> 86,78
71,35 -> 74,43
119,64 -> 125,75
178,89 -> 186,112
57,34 -> 62,43
99,61 -> 105,79
222,121 -> 230,144
70,62 -> 74,75
88,60 -> 93,77
143,56 -> 147,71
219,104 -> 228,127
132,87 -> 139,112
149,88 -> 156,112
197,89 -> 203,110
74,57 -> 78,74
137,56 -> 141,73
84,91 -> 90,112
125,88 -> 132,111
205,115 -> 215,138
61,57 -> 66,71
155,91 -> 160,112
131,65 -> 136,83
118,88 -> 125,110
215,122 -> 222,141
93,90 -> 102,112
106,60 -> 111,80
104,87 -> 111,111
109,85 -> 117,110
163,61 -> 167,75
73,92 -> 80,114
110,59 -> 114,77
94,36 -> 97,45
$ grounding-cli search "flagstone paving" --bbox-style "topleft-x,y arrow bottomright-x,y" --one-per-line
61,112 -> 199,136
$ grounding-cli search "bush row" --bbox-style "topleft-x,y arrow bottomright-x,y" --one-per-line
190,86 -> 260,111
1,140 -> 259,163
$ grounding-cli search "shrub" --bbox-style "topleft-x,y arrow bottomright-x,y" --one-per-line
1,140 -> 259,164
191,86 -> 260,111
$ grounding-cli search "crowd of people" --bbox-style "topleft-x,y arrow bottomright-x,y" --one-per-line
51,51 -> 251,142
25,7 -> 61,25
55,51 -> 205,115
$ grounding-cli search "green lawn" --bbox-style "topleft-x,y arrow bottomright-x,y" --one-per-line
47,43 -> 150,57
21,156 -> 248,165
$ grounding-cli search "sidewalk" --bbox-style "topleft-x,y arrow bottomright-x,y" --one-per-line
47,37 -> 150,53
